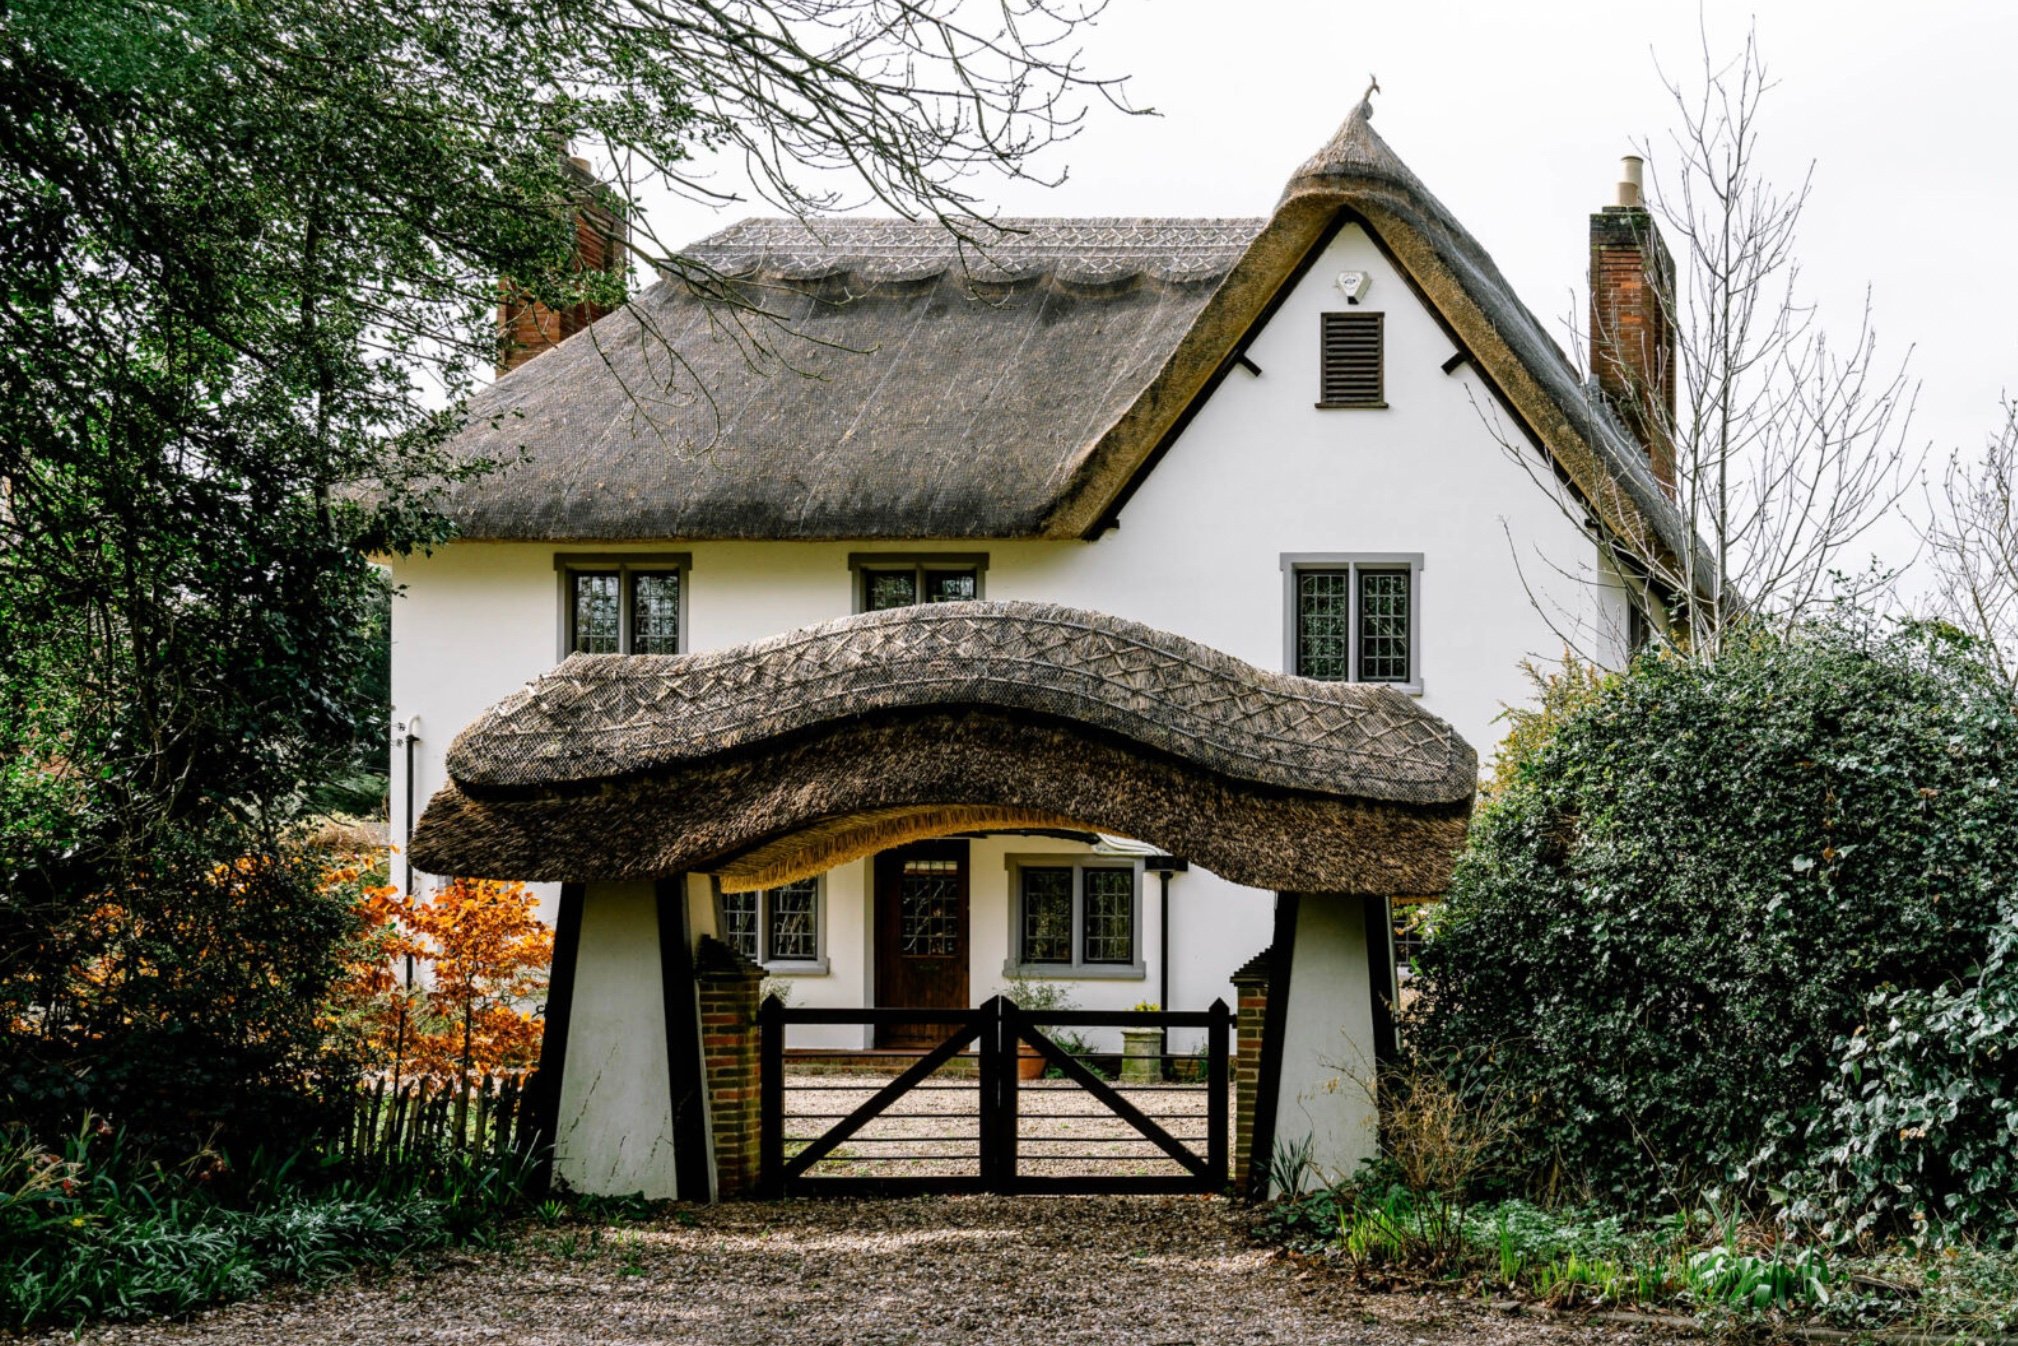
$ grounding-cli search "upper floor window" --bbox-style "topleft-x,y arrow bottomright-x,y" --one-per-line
850,553 -> 987,613
1317,311 -> 1385,408
1007,857 -> 1143,977
718,876 -> 825,970
1283,554 -> 1422,691
557,555 -> 688,656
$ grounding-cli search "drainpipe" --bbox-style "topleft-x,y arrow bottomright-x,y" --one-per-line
1146,856 -> 1187,1061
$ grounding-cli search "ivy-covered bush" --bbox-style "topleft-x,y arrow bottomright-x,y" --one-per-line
1408,622 -> 2018,1222
1796,896 -> 2018,1243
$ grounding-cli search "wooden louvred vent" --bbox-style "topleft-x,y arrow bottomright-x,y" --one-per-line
1318,311 -> 1385,407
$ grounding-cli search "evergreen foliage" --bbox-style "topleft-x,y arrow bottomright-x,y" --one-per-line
1409,622 -> 2018,1230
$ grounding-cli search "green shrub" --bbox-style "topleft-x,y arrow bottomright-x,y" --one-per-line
1793,894 -> 2018,1243
1409,621 -> 2018,1219
0,1121 -> 535,1332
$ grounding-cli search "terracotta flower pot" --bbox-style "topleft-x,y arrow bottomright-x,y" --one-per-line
1017,1040 -> 1046,1080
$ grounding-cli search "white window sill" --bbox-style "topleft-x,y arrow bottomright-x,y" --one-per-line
761,958 -> 830,976
1002,961 -> 1147,982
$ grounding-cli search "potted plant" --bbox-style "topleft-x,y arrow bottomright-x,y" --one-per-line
1121,1001 -> 1163,1084
1004,976 -> 1075,1080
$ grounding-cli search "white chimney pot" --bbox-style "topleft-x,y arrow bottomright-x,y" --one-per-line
1617,155 -> 1645,208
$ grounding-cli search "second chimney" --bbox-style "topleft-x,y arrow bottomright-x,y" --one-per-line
1589,155 -> 1676,495
497,156 -> 628,375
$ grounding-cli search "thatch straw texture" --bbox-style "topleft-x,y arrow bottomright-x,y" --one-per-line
411,602 -> 1477,895
433,219 -> 1257,541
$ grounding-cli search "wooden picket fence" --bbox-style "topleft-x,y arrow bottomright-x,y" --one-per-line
337,1072 -> 534,1166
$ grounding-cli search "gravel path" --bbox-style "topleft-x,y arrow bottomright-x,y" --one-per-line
54,1197 -> 1692,1346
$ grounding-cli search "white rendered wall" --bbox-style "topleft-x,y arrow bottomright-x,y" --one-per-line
551,881 -> 681,1198
387,221 -> 1635,1033
1270,895 -> 1380,1192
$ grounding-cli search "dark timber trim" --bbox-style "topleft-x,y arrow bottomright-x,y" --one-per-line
1246,890 -> 1301,1200
1088,218 -> 1352,537
1363,895 -> 1399,1070
525,881 -> 585,1194
655,876 -> 713,1201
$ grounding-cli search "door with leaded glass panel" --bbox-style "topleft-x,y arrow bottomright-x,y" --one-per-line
871,841 -> 970,1047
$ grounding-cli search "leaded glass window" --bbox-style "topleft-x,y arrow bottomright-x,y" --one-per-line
1295,570 -> 1352,680
721,879 -> 823,964
631,572 -> 681,655
571,572 -> 620,654
767,879 -> 819,961
721,890 -> 759,962
866,570 -> 918,611
899,859 -> 960,956
562,559 -> 686,655
858,561 -> 981,612
1020,867 -> 1074,964
1082,869 -> 1135,964
1358,569 -> 1410,682
1291,560 -> 1416,687
925,569 -> 977,603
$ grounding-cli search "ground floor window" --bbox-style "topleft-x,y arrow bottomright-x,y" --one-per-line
1007,858 -> 1143,977
718,877 -> 824,969
1391,896 -> 1434,977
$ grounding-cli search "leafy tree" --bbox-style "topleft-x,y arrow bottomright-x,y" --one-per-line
0,0 -> 1124,1151
1408,620 -> 2018,1222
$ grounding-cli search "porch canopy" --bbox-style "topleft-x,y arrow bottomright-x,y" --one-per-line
409,601 -> 1478,895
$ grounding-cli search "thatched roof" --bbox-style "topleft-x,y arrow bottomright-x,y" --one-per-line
410,601 -> 1477,895
429,103 -> 1704,584
435,219 -> 1259,540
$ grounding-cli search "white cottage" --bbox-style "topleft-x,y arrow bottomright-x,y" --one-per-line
393,99 -> 1695,1199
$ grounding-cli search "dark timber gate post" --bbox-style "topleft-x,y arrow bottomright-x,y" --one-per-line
757,994 -> 784,1198
979,996 -> 1015,1193
996,997 -> 1020,1192
1206,997 -> 1230,1189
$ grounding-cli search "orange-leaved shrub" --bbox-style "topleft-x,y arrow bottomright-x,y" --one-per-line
322,857 -> 552,1090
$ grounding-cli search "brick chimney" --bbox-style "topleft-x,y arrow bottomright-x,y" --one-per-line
1589,155 -> 1677,495
497,156 -> 627,374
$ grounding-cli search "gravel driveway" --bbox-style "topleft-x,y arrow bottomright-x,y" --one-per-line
55,1196 -> 1691,1346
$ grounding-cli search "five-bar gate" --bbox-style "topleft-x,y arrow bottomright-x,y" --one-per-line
759,996 -> 1232,1196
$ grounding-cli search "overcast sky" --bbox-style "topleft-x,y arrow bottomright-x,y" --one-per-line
632,0 -> 2018,595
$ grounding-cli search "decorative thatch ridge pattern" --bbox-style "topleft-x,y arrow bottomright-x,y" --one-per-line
688,217 -> 1261,285
445,601 -> 1475,805
412,602 -> 1478,894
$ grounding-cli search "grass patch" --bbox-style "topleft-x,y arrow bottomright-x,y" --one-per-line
1254,1177 -> 2018,1336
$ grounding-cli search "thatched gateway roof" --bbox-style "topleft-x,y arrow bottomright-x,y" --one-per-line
430,101 -> 1702,587
409,602 -> 1478,895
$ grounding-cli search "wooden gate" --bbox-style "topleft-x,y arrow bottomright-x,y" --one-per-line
759,996 -> 1231,1196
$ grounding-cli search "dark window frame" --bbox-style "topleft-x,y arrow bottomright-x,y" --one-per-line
1280,553 -> 1424,694
1316,310 -> 1386,409
714,875 -> 827,972
1004,856 -> 1145,979
555,553 -> 691,658
848,552 -> 989,614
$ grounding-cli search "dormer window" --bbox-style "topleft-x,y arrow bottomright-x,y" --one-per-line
1318,311 -> 1385,408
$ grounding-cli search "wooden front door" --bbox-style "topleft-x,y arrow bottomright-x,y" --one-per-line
873,841 -> 971,1048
